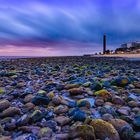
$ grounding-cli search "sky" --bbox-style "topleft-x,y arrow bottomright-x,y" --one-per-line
0,0 -> 140,56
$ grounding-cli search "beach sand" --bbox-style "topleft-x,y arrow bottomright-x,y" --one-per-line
103,53 -> 140,58
94,53 -> 140,61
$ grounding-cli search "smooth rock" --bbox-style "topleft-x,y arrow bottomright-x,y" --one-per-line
112,96 -> 124,105
68,88 -> 85,95
91,82 -> 102,91
95,98 -> 104,106
38,127 -> 52,138
111,77 -> 130,87
102,113 -> 114,121
128,101 -> 138,107
54,133 -> 69,140
83,82 -> 91,87
0,100 -> 10,111
109,119 -> 134,140
32,96 -> 50,106
133,115 -> 140,130
16,114 -> 30,126
77,99 -> 91,108
134,82 -> 140,88
14,134 -> 35,140
24,102 -> 35,110
0,136 -> 11,140
24,94 -> 34,103
94,89 -> 112,100
69,125 -> 96,140
117,108 -> 129,116
130,89 -> 140,95
99,105 -> 117,116
37,90 -> 46,94
132,107 -> 140,113
19,126 -> 40,135
65,84 -> 80,89
0,107 -> 20,118
30,110 -> 43,123
133,132 -> 140,140
0,124 -> 4,134
0,88 -> 5,94
69,108 -> 87,122
54,105 -> 68,114
44,120 -> 57,131
54,116 -> 71,126
4,122 -> 16,131
47,91 -> 55,99
24,87 -> 33,94
89,119 -> 120,140
52,96 -> 62,105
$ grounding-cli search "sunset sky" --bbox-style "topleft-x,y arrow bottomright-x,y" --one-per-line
0,0 -> 140,56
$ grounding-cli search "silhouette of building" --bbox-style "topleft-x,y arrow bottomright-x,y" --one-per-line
115,41 -> 140,54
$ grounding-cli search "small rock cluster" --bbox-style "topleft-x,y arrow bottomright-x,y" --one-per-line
0,56 -> 140,140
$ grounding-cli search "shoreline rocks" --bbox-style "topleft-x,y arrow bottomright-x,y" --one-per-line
0,57 -> 139,139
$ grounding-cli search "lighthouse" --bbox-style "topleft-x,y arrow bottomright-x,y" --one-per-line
103,34 -> 106,54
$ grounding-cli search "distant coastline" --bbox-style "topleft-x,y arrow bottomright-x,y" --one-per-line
0,53 -> 140,61
98,53 -> 140,61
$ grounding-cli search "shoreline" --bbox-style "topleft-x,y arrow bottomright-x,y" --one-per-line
92,54 -> 140,61
0,54 -> 140,61
102,53 -> 140,58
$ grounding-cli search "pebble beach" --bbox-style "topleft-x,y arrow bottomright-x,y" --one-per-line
0,56 -> 140,140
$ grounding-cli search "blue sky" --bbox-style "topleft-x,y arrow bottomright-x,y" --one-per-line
0,0 -> 140,56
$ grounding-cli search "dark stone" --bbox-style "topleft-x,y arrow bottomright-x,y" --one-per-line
32,96 -> 50,106
24,134 -> 37,140
120,125 -> 134,140
111,77 -> 130,87
133,115 -> 140,130
69,108 -> 87,122
45,120 -> 57,131
91,82 -> 102,91
30,110 -> 43,123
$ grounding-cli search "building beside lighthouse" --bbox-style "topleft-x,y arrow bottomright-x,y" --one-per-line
115,41 -> 140,54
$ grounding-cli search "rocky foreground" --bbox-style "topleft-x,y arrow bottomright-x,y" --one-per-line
0,56 -> 140,140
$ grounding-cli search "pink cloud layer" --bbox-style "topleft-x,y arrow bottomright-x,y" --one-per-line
0,41 -> 103,56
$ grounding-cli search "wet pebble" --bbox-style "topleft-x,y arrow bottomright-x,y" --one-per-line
54,105 -> 68,114
54,116 -> 71,126
108,119 -> 134,140
89,119 -> 120,140
117,107 -> 129,116
69,125 -> 96,140
69,108 -> 87,122
32,96 -> 50,106
95,98 -> 104,106
0,107 -> 20,118
133,132 -> 140,140
0,100 -> 10,111
112,96 -> 124,105
68,88 -> 86,96
52,96 -> 62,105
133,115 -> 140,130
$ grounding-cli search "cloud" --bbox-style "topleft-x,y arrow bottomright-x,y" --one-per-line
0,41 -> 103,56
0,0 -> 140,55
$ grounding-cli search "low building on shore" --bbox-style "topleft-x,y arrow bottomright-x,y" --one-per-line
115,41 -> 140,54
